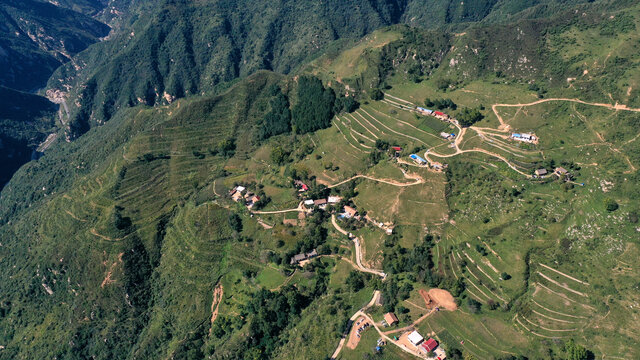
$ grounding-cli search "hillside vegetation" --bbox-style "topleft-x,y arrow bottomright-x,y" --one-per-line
1,1 -> 640,359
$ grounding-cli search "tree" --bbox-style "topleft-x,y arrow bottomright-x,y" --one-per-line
604,198 -> 619,212
228,213 -> 243,233
333,95 -> 359,113
270,145 -> 289,165
346,271 -> 365,291
500,272 -> 511,280
216,138 -> 236,158
466,298 -> 481,313
375,139 -> 389,151
370,88 -> 384,100
435,77 -> 452,91
259,88 -> 291,139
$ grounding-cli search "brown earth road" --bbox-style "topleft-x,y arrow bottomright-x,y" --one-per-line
334,118 -> 369,153
65,210 -> 87,222
347,113 -> 379,139
520,314 -> 578,332
425,147 -> 533,178
492,97 -> 640,128
250,201 -> 305,215
331,215 -> 386,279
531,299 -> 588,319
384,93 -> 416,106
327,170 -> 424,189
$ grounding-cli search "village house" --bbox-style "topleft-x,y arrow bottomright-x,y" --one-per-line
422,338 -> 438,352
535,168 -> 548,177
431,162 -> 445,171
511,132 -> 537,143
294,179 -> 309,192
246,195 -> 260,208
408,330 -> 424,346
328,196 -> 342,204
383,312 -> 398,326
440,132 -> 455,140
433,111 -> 449,120
312,198 -> 327,210
231,191 -> 244,202
392,146 -> 402,157
410,154 -> 427,165
554,167 -> 570,179
343,205 -> 357,218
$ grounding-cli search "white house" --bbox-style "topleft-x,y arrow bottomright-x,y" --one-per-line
407,330 -> 424,346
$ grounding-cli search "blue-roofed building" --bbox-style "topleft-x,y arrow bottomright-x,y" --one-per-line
410,154 -> 427,165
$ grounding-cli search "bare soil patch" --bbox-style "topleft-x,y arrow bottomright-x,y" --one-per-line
209,283 -> 224,333
425,288 -> 458,310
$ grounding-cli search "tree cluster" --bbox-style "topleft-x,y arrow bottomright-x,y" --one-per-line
291,76 -> 336,134
424,98 -> 457,110
456,107 -> 484,127
259,85 -> 291,140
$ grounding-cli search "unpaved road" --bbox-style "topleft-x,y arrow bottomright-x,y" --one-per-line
331,215 -> 386,279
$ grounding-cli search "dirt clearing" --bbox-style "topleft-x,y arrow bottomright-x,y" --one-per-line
421,288 -> 458,310
347,316 -> 368,349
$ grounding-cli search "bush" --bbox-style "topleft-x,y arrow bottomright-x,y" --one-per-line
370,88 -> 384,100
604,198 -> 619,212
228,213 -> 243,233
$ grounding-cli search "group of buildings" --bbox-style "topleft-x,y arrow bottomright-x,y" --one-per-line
407,331 -> 446,359
303,196 -> 343,211
534,166 -> 572,180
416,107 -> 450,121
229,185 -> 261,208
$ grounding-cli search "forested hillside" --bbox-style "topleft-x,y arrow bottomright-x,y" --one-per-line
47,0 -> 599,139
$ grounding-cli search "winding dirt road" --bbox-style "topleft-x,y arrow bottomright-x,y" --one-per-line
331,215 -> 386,279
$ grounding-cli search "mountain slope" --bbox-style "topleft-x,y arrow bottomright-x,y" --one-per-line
0,0 -> 110,91
0,86 -> 57,187
47,0 -> 601,139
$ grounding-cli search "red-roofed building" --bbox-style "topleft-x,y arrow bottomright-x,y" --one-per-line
422,338 -> 438,352
391,146 -> 402,157
434,111 -> 446,117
